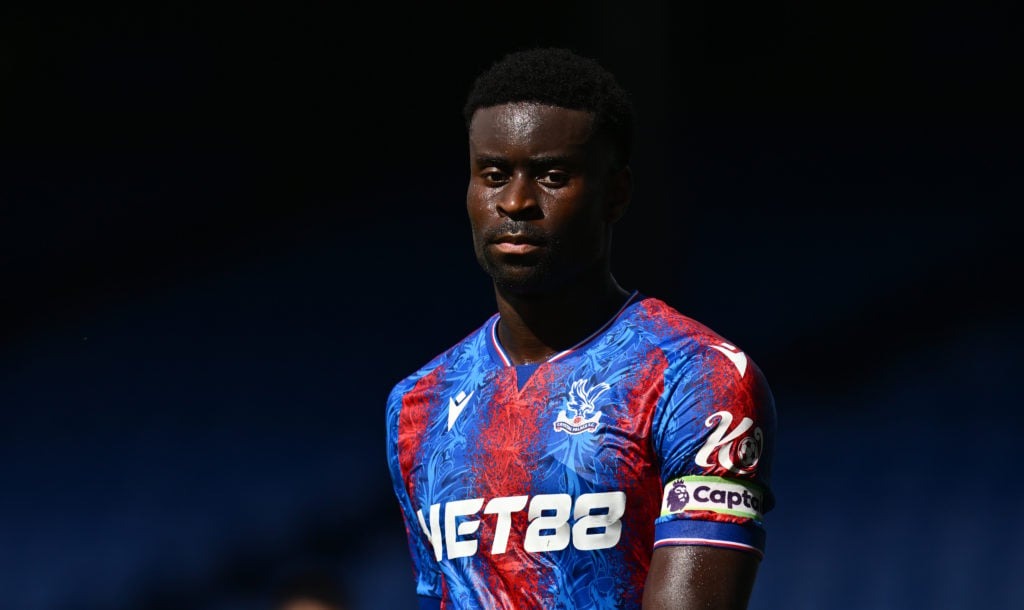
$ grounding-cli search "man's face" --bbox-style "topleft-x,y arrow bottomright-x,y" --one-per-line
466,102 -> 627,294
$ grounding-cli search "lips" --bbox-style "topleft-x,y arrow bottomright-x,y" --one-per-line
491,233 -> 543,255
493,233 -> 542,245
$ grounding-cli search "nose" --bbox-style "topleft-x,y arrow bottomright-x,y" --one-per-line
496,172 -> 542,219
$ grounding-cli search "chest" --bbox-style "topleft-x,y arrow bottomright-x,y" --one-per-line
406,362 -> 663,504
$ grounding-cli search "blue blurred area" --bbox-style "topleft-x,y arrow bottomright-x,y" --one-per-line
2,3 -> 1020,610
752,319 -> 1023,610
1,217 -> 478,610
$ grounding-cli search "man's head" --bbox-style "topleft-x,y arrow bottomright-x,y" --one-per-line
463,48 -> 635,295
463,47 -> 634,170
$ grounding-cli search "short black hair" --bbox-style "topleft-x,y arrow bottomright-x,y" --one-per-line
463,47 -> 635,167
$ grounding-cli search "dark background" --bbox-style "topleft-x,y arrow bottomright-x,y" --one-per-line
2,2 -> 1020,609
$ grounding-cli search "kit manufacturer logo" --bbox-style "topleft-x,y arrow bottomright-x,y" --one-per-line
447,390 -> 474,431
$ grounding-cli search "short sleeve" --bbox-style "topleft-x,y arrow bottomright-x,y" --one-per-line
650,340 -> 777,558
385,381 -> 444,601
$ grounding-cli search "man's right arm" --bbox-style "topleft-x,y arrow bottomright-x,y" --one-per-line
385,382 -> 444,608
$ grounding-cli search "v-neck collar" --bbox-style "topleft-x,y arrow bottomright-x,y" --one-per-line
485,290 -> 641,373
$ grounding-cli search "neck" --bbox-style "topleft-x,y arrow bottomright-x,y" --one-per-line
493,268 -> 631,365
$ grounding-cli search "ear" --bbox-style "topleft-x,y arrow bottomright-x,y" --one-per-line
605,165 -> 632,224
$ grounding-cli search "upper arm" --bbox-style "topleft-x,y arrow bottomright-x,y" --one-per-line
642,545 -> 760,610
648,336 -> 776,603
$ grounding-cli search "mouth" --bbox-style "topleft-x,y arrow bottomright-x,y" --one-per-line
491,233 -> 543,254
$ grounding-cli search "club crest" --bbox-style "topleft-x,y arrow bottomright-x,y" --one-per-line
553,379 -> 611,435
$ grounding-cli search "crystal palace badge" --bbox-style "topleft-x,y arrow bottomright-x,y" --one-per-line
554,379 -> 611,435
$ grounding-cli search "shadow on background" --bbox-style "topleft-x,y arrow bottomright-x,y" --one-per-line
1,2 -> 1020,609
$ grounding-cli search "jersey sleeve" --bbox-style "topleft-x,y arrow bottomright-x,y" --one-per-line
650,340 -> 777,558
385,380 -> 444,603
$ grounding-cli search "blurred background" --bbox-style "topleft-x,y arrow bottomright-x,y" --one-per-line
1,2 -> 1019,609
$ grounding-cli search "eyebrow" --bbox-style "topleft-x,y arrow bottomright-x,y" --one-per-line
472,155 -> 508,168
472,154 -> 577,169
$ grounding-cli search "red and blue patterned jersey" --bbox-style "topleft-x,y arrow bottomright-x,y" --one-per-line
385,292 -> 776,609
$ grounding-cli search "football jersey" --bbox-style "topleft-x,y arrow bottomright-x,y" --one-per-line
385,291 -> 776,609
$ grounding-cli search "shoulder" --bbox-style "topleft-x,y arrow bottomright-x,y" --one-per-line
631,296 -> 773,408
386,315 -> 497,408
631,296 -> 745,361
640,296 -> 777,507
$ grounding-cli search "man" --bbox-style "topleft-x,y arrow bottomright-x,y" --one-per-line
385,47 -> 776,609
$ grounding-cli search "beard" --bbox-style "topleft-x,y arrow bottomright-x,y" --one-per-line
471,220 -> 564,294
470,216 -> 608,295
476,244 -> 561,294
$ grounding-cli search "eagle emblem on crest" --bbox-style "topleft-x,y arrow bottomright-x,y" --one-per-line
553,379 -> 611,435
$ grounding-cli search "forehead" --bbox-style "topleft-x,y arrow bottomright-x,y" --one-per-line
468,102 -> 596,155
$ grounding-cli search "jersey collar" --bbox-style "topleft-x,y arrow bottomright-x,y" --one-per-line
487,289 -> 641,367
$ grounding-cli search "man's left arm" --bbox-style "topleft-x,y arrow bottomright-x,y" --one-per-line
642,545 -> 760,609
646,338 -> 777,609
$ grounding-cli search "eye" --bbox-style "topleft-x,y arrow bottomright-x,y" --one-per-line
539,170 -> 570,187
480,169 -> 508,185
